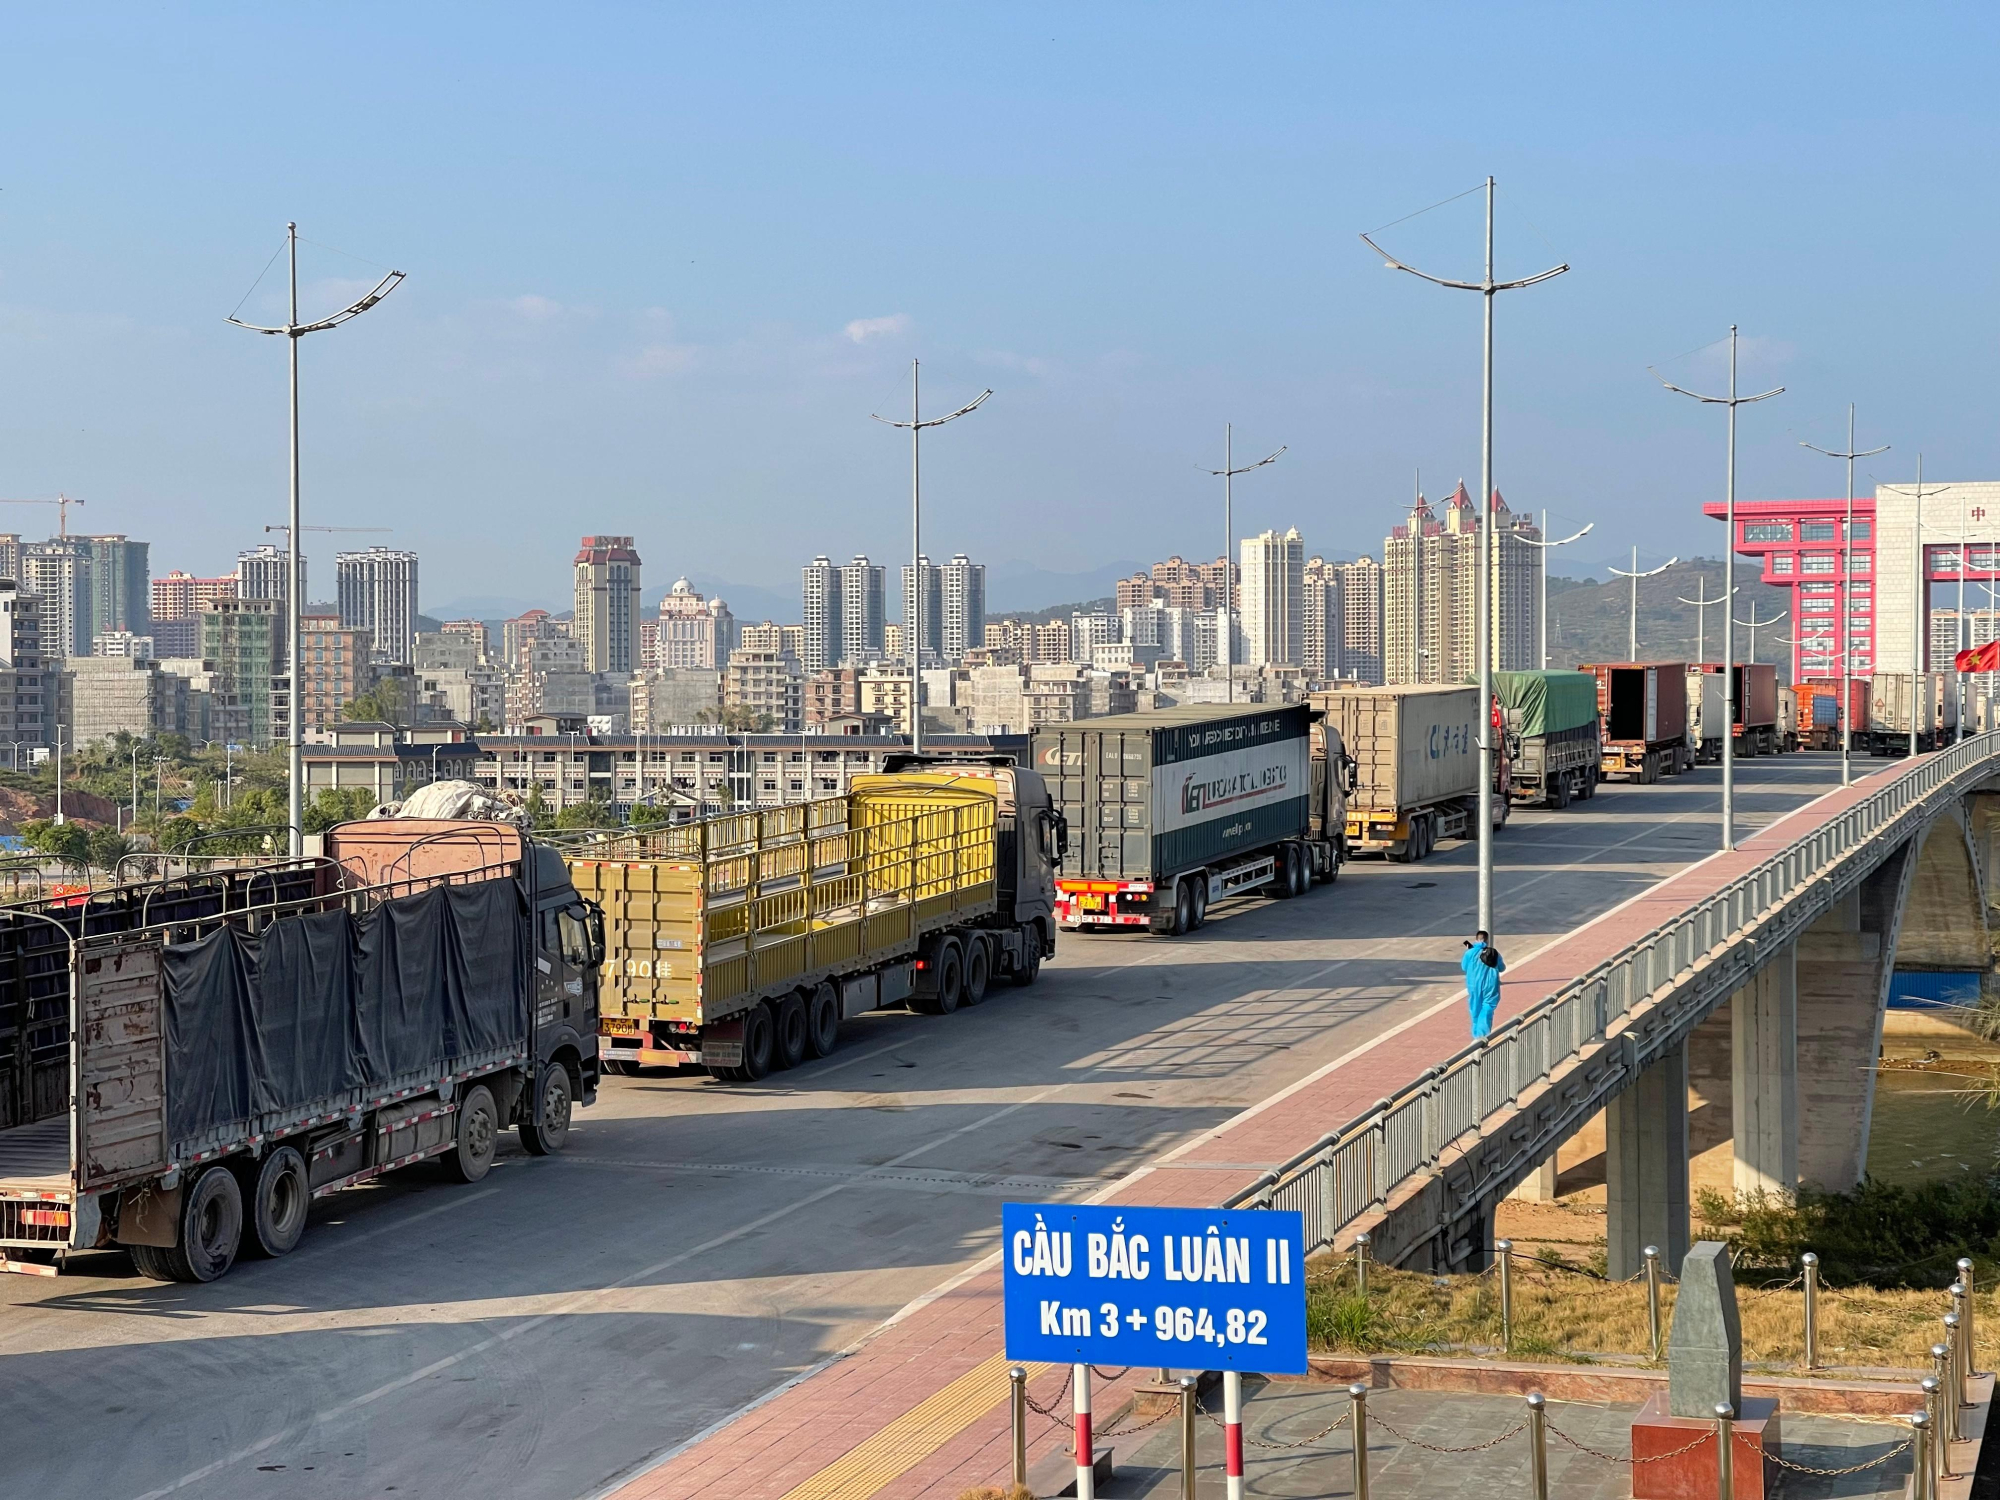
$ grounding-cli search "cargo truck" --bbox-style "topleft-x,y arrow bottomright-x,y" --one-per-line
1728,663 -> 1780,755
1869,671 -> 1959,754
0,819 -> 601,1283
1494,670 -> 1601,808
1035,705 -> 1342,934
1312,686 -> 1505,863
1582,663 -> 1691,782
1778,686 -> 1799,753
1686,669 -> 1726,764
1796,681 -> 1869,751
574,756 -> 1060,1078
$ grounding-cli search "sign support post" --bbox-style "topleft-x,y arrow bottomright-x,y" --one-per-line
1224,1368 -> 1245,1499
1074,1363 -> 1093,1500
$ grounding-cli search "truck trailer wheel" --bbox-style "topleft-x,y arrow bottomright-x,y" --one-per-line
1190,878 -> 1210,925
145,1164 -> 243,1283
241,1145 -> 309,1257
805,981 -> 841,1058
1011,926 -> 1043,986
1551,773 -> 1571,810
443,1084 -> 499,1184
774,991 -> 809,1069
919,940 -> 965,1013
962,938 -> 991,1006
519,1063 -> 574,1154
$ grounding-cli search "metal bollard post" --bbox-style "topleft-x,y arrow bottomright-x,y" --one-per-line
1945,1313 -> 1964,1422
1953,1280 -> 1973,1401
1932,1343 -> 1959,1453
1911,1413 -> 1934,1500
1356,1231 -> 1372,1297
1074,1363 -> 1094,1500
1526,1393 -> 1549,1500
1223,1369 -> 1244,1500
1349,1384 -> 1371,1500
1644,1245 -> 1663,1361
1714,1404 -> 1735,1500
1009,1366 -> 1028,1488
1497,1238 -> 1514,1353
1179,1376 -> 1198,1500
1959,1258 -> 1979,1375
1923,1376 -> 1946,1488
1800,1252 -> 1819,1371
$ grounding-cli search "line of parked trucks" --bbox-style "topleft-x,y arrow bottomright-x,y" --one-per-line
0,665 -> 1959,1283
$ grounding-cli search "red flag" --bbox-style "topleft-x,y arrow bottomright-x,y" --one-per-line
1954,640 -> 2000,672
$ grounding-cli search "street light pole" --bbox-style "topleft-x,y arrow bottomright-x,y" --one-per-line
1607,550 -> 1680,661
1363,175 -> 1567,938
229,225 -> 404,858
871,361 -> 990,755
1205,426 -> 1285,703
1801,405 -> 1889,787
1676,577 -> 1735,668
1733,605 -> 1787,666
1885,459 -> 1953,759
1521,513 -> 1593,668
1652,326 -> 1784,852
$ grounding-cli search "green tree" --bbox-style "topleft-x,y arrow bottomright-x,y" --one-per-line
697,705 -> 774,732
87,828 -> 131,871
628,801 -> 674,828
343,680 -> 411,726
523,783 -> 551,829
302,786 -> 378,834
22,819 -> 89,867
553,797 -> 614,829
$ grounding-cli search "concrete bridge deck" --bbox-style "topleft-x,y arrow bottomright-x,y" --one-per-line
612,746 -> 1982,1500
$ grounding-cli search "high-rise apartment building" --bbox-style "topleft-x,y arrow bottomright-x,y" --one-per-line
654,578 -> 734,669
22,541 -> 92,659
725,648 -> 802,732
901,556 -> 943,666
237,542 -> 304,605
1334,556 -> 1385,684
502,608 -> 562,667
840,555 -> 885,665
573,535 -> 643,674
1383,483 -> 1539,684
0,580 -> 45,755
1240,528 -> 1305,668
201,598 -> 287,749
296,612 -> 374,737
337,547 -> 420,665
942,553 -> 985,662
441,618 -> 491,656
0,535 -> 20,587
801,555 -> 842,672
152,570 -> 238,659
84,536 -> 150,641
59,656 -> 189,748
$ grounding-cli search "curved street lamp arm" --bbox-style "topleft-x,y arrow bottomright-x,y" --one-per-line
1800,439 -> 1891,460
1650,368 -> 1785,405
1609,555 -> 1680,580
1521,522 -> 1593,549
1359,233 -> 1567,292
870,387 -> 994,431
1205,445 -> 1287,478
226,270 -> 406,336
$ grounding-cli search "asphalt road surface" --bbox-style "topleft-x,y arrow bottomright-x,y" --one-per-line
0,754 -> 1862,1500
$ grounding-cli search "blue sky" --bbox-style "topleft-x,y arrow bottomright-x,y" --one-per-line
3,5 -> 1996,615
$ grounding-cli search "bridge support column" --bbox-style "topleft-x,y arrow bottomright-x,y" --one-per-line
1732,939 -> 1798,1199
1507,1157 -> 1559,1202
1606,1040 -> 1689,1280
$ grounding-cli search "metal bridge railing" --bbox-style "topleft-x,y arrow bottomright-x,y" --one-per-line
1231,730 -> 2000,1249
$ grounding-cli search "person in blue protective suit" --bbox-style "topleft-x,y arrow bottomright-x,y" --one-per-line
1461,929 -> 1505,1039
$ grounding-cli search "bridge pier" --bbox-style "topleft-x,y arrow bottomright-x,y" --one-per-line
1605,1039 -> 1689,1280
1732,940 -> 1798,1198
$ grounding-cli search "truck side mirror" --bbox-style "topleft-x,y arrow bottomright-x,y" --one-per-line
586,903 -> 606,967
1047,809 -> 1070,861
1342,754 -> 1359,796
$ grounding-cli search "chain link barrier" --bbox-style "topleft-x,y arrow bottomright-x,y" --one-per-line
1543,1417 -> 1710,1465
1756,1432 -> 1913,1477
1193,1390 -> 1353,1450
1365,1409 -> 1526,1454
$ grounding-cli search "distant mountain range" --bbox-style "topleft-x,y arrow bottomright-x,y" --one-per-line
1545,557 -> 1795,674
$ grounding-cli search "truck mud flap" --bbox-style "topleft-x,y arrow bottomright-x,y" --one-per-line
703,1019 -> 744,1070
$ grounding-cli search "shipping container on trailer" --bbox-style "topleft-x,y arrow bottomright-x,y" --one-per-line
0,819 -> 602,1284
1868,672 -> 1959,754
1310,686 -> 1505,862
1034,704 -> 1343,933
1494,670 -> 1601,808
1778,686 -> 1799,752
1686,670 -> 1726,764
571,756 -> 1060,1078
1581,663 -> 1691,782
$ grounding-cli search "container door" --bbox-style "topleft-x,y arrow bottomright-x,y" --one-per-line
74,934 -> 167,1192
1643,669 -> 1659,743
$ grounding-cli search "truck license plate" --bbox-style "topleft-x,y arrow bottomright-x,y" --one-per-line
1079,894 -> 1104,910
602,1017 -> 641,1037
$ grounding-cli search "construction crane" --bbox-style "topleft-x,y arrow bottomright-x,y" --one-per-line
0,493 -> 86,537
263,524 -> 390,536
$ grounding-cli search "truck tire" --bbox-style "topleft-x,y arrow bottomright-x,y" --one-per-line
1011,925 -> 1042,986
149,1164 -> 243,1283
805,981 -> 841,1058
241,1145 -> 309,1257
774,991 -> 809,1070
442,1084 -> 499,1184
932,940 -> 965,1013
1397,818 -> 1424,864
962,937 -> 992,1006
1551,772 -> 1571,810
519,1062 -> 575,1154
1190,877 -> 1210,925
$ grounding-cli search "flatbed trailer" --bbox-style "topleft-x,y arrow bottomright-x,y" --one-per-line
575,757 -> 1060,1080
0,820 -> 602,1282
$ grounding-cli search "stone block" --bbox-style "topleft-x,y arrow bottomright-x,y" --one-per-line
1631,1392 -> 1780,1500
1668,1241 -> 1742,1419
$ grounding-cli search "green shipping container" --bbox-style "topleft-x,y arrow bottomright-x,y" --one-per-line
1493,670 -> 1600,738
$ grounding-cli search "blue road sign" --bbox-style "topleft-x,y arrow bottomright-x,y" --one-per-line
1001,1203 -> 1306,1373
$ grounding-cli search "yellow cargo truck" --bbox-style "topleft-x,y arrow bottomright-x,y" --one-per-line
565,756 -> 1062,1081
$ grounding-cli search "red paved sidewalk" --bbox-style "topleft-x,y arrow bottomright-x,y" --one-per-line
607,767 -> 1893,1500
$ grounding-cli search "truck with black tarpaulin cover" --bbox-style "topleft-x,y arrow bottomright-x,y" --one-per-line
0,818 -> 602,1283
1033,704 -> 1342,936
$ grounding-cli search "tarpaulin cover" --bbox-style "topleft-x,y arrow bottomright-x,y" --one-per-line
162,879 -> 527,1144
1493,671 -> 1600,737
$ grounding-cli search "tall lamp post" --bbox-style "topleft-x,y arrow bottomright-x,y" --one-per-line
1733,605 -> 1787,666
228,224 -> 404,857
1363,176 -> 1568,938
1520,513 -> 1593,668
1883,459 -> 1952,758
1608,550 -> 1679,661
1800,407 -> 1888,786
1652,326 -> 1783,853
1205,425 -> 1285,703
871,360 -> 990,755
1677,577 -> 1735,666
